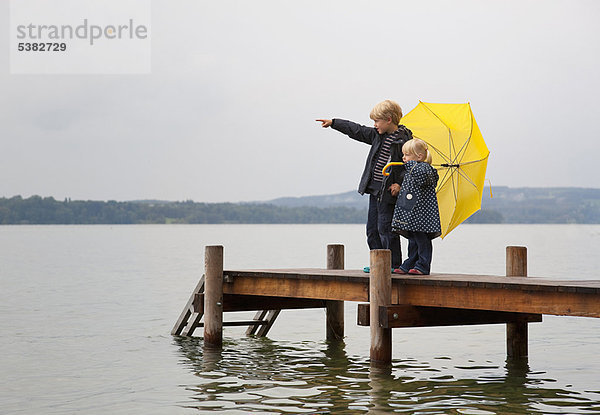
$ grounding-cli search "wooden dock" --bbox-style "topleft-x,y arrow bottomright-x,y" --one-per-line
172,245 -> 600,365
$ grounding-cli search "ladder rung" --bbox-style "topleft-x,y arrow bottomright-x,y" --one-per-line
197,320 -> 268,327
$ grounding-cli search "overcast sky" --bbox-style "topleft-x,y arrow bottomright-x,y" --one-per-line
2,0 -> 599,203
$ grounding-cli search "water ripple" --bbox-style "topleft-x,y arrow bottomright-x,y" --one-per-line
173,336 -> 600,414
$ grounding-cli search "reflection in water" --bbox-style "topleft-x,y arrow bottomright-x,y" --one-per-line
174,336 -> 600,414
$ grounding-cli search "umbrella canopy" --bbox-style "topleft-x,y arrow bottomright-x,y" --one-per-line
397,102 -> 490,238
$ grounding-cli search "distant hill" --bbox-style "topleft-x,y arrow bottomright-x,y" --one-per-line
264,187 -> 600,224
476,187 -> 600,223
265,192 -> 366,209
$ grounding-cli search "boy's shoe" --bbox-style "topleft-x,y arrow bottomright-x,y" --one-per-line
363,267 -> 397,273
393,268 -> 408,274
408,268 -> 425,275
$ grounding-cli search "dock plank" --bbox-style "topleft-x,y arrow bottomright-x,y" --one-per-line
222,269 -> 600,318
225,269 -> 600,293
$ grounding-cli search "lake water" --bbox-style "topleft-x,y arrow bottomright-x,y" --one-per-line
1,224 -> 599,414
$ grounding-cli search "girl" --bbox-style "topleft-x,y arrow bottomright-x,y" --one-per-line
392,139 -> 441,275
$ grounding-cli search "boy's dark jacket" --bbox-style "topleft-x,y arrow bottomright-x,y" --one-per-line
331,118 -> 413,204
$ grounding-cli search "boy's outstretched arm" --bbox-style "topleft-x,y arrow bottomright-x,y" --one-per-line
316,119 -> 332,128
315,118 -> 376,144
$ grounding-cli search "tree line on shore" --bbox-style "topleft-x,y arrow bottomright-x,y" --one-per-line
1,190 -> 598,225
0,195 -> 367,225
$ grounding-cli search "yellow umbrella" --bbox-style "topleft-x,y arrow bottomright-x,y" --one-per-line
385,102 -> 490,238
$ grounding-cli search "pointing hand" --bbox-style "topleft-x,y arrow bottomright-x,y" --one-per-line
316,119 -> 333,128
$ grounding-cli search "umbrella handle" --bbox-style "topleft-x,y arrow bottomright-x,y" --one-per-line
382,162 -> 405,177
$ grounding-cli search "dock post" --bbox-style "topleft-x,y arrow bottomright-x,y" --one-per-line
506,246 -> 528,358
370,249 -> 392,365
326,244 -> 345,341
203,245 -> 224,348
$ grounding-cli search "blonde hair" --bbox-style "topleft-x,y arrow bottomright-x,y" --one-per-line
369,100 -> 402,125
402,138 -> 433,164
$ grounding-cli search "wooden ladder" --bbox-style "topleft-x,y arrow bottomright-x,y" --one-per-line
171,275 -> 281,337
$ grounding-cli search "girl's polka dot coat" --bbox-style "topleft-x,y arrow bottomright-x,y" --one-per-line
392,160 -> 442,239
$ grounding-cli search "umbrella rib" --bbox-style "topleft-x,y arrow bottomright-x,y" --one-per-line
451,108 -> 488,193
415,135 -> 452,164
441,155 -> 489,191
420,103 -> 457,162
453,138 -> 470,165
435,165 -> 455,191
453,105 -> 475,165
455,153 -> 490,189
451,165 -> 459,205
435,153 -> 489,168
456,154 -> 489,167
450,130 -> 456,166
455,167 -> 478,189
436,164 -> 479,191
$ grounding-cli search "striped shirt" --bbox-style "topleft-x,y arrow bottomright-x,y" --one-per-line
371,135 -> 394,184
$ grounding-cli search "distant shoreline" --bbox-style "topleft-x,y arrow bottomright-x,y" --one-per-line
1,187 -> 599,225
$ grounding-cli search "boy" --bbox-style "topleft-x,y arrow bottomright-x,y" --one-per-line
316,99 -> 412,271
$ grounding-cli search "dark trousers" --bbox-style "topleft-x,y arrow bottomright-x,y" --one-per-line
400,231 -> 433,275
366,194 -> 402,268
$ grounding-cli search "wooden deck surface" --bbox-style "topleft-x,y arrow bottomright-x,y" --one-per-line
222,269 -> 600,318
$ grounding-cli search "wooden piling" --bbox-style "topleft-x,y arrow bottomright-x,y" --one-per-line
326,244 -> 345,341
203,245 -> 224,348
369,249 -> 392,364
506,246 -> 528,357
